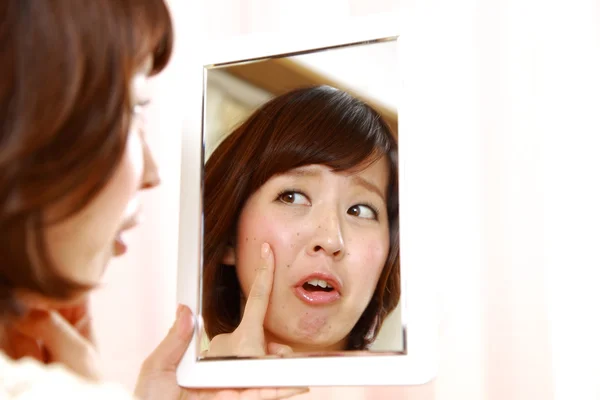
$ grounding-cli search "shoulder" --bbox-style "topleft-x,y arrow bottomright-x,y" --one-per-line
0,351 -> 135,400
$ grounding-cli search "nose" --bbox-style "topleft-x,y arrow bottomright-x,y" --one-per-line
306,212 -> 345,260
140,138 -> 161,190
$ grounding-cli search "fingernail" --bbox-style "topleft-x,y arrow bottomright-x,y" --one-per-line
73,315 -> 91,331
176,304 -> 184,320
176,305 -> 193,337
261,243 -> 269,259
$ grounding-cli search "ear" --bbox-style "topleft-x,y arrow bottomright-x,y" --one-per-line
221,245 -> 236,266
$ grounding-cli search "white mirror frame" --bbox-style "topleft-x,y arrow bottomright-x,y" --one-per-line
175,12 -> 439,388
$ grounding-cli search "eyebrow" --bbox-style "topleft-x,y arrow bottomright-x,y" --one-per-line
351,175 -> 386,201
284,168 -> 322,178
284,167 -> 386,201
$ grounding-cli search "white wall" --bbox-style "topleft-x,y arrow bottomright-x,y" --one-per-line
91,0 -> 600,399
291,40 -> 399,110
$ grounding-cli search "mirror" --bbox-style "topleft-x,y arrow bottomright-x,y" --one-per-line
198,37 -> 404,360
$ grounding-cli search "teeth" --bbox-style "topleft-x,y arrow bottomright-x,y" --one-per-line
306,279 -> 333,289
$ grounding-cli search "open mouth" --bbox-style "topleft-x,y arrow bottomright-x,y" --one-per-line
112,213 -> 141,257
294,274 -> 342,305
302,279 -> 335,293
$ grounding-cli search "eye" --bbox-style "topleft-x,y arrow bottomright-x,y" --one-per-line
347,204 -> 378,220
132,100 -> 151,116
277,191 -> 310,206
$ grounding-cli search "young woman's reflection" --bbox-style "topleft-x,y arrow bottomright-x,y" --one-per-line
202,86 -> 400,357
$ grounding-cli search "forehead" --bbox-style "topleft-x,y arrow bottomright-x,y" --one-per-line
348,158 -> 389,187
275,158 -> 390,191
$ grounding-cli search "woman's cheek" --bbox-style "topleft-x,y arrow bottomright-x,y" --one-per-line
235,213 -> 284,286
357,237 -> 389,285
240,220 -> 300,293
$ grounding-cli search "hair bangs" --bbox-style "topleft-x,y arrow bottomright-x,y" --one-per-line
127,0 -> 174,74
253,86 -> 395,191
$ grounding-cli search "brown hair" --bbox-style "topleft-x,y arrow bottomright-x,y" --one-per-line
202,85 -> 400,350
0,0 -> 173,318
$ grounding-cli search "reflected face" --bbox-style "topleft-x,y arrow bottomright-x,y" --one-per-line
233,160 -> 390,352
44,58 -> 160,287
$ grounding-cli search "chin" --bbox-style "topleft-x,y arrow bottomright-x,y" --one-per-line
269,327 -> 347,350
81,250 -> 112,284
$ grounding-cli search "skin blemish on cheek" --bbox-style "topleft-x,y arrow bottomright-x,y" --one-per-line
286,264 -> 290,268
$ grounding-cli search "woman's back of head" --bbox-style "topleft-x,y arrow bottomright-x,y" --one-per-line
0,0 -> 173,318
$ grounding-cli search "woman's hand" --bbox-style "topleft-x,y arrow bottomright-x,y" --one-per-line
206,243 -> 292,358
134,304 -> 308,400
135,243 -> 307,399
1,297 -> 102,381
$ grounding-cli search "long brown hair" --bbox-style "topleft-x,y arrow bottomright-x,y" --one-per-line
202,85 -> 400,350
0,0 -> 173,318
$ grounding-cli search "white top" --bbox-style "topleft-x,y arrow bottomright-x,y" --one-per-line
0,351 -> 135,400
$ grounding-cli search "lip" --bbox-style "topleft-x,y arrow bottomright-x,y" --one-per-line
293,272 -> 343,306
120,213 -> 141,232
113,234 -> 128,257
112,213 -> 142,257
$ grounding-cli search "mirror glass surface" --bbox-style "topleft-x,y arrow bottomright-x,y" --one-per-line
199,37 -> 404,360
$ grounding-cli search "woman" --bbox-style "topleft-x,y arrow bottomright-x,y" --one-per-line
201,86 -> 400,357
0,1 -> 306,399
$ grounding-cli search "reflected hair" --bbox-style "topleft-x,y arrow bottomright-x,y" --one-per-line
0,0 -> 173,318
202,85 -> 400,350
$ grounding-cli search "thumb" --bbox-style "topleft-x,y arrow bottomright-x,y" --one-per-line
140,304 -> 195,374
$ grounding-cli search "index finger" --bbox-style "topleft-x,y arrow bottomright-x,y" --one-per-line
239,242 -> 275,330
57,298 -> 95,345
12,310 -> 101,380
